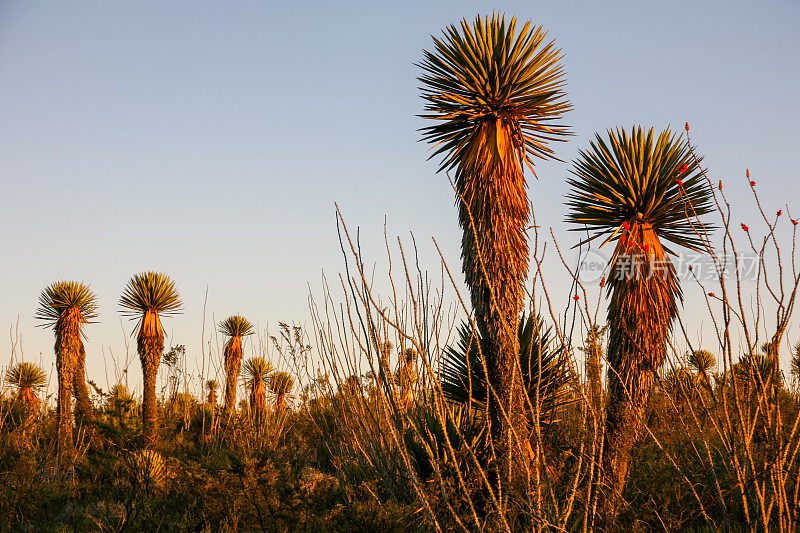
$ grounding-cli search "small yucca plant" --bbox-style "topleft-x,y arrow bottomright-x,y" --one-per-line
6,361 -> 48,408
690,350 -> 717,375
128,449 -> 166,490
664,366 -> 700,401
206,379 -> 219,406
269,371 -> 294,410
106,383 -> 137,417
219,315 -> 254,419
735,353 -> 779,389
441,314 -> 575,426
243,357 -> 272,413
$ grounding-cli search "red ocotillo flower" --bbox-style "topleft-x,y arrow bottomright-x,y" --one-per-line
741,223 -> 749,232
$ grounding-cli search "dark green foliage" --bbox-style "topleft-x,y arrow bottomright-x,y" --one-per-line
440,314 -> 576,424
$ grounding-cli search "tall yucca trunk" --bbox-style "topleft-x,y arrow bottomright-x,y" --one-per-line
602,222 -> 678,518
223,337 -> 243,420
73,343 -> 93,424
460,119 -> 530,485
138,311 -> 164,444
55,309 -> 82,473
250,379 -> 266,416
275,392 -> 286,411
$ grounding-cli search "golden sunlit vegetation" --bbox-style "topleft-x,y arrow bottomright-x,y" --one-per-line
3,13 -> 800,533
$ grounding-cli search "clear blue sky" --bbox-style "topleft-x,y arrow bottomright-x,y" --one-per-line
2,1 -> 798,393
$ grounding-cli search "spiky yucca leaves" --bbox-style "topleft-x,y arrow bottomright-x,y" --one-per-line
792,343 -> 800,383
120,272 -> 182,444
419,14 -> 571,483
690,350 -> 716,393
6,362 -> 48,408
128,449 -> 166,492
219,316 -> 254,419
405,404 -> 489,483
664,366 -> 700,403
441,315 -> 575,426
735,353 -> 780,390
243,357 -> 273,414
36,280 -> 98,470
566,126 -> 714,517
690,350 -> 716,375
269,371 -> 294,411
106,383 -> 136,419
206,379 -> 219,406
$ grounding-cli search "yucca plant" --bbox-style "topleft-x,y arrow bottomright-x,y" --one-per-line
128,449 -> 166,493
441,314 -> 575,426
396,348 -> 418,411
6,361 -> 48,409
664,366 -> 700,403
269,371 -> 294,411
405,403 -> 489,483
735,353 -> 780,390
243,357 -> 273,415
582,325 -> 607,415
566,126 -> 714,518
690,349 -> 716,393
105,383 -> 137,419
35,281 -> 98,469
419,14 -> 571,482
206,379 -> 219,406
120,272 -> 182,444
219,315 -> 254,419
791,343 -> 800,389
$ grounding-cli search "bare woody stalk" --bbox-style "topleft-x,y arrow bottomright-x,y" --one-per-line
566,126 -> 714,520
35,281 -> 98,474
120,272 -> 182,445
418,14 -> 570,489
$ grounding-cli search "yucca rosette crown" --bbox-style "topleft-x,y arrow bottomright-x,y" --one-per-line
219,315 -> 254,355
419,14 -> 571,174
120,272 -> 182,326
35,280 -> 98,333
566,126 -> 714,252
269,371 -> 294,396
120,272 -> 182,352
7,361 -> 48,406
243,357 -> 273,389
219,315 -> 254,338
690,350 -> 716,374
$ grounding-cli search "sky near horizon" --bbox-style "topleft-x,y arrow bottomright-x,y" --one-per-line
1,1 -> 799,396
